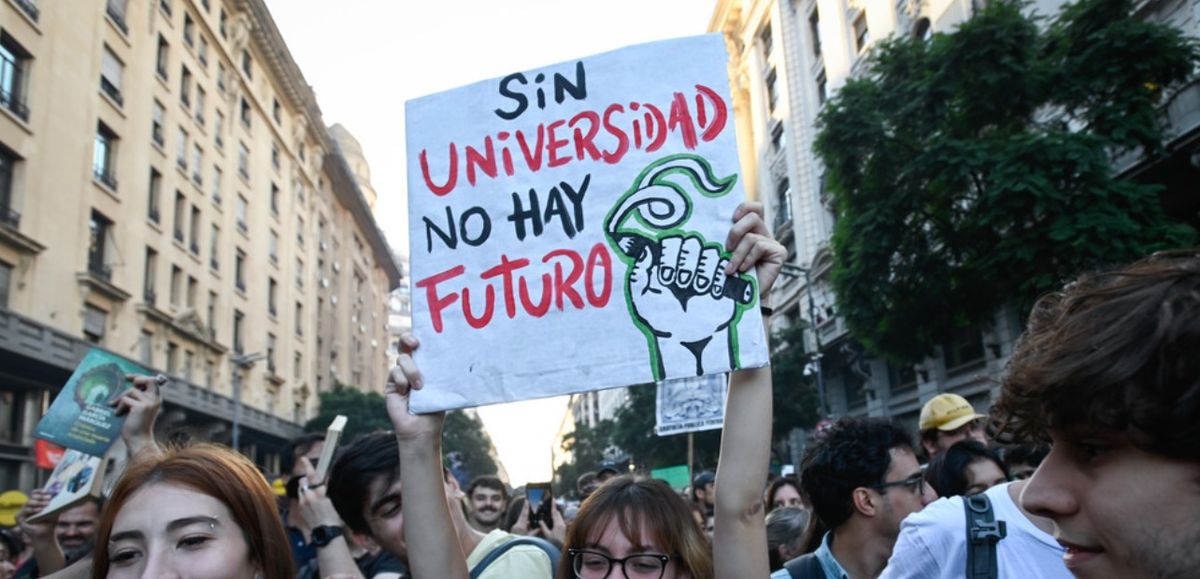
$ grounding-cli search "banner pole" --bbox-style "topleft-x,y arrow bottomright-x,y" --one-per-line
688,431 -> 694,485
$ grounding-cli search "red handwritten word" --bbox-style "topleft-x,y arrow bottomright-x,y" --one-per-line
415,243 -> 614,333
420,85 -> 728,197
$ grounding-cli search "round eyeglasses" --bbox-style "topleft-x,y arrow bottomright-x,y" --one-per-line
569,548 -> 673,579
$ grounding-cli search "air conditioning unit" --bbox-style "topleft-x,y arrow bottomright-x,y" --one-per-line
330,295 -> 338,305
320,278 -> 329,288
332,262 -> 341,272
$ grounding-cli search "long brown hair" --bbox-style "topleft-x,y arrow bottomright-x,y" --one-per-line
559,476 -> 712,579
91,444 -> 295,579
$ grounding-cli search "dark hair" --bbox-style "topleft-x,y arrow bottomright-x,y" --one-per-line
328,431 -> 400,535
466,475 -> 508,501
766,506 -> 812,571
279,433 -> 326,477
924,440 -> 1010,497
0,527 -> 23,562
998,442 -> 1050,471
504,496 -> 527,532
766,475 -> 803,512
992,252 -> 1200,460
557,476 -> 711,579
91,444 -> 295,579
576,471 -> 598,495
799,417 -> 914,530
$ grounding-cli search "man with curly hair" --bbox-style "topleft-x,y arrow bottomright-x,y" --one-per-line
991,252 -> 1200,579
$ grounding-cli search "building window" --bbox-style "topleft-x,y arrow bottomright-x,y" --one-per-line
88,210 -> 113,279
191,144 -> 203,184
176,127 -> 188,171
239,98 -> 251,129
219,9 -> 227,39
186,275 -> 197,308
214,111 -> 225,148
198,35 -> 208,66
100,45 -> 123,105
140,330 -> 153,365
152,100 -> 165,147
943,326 -> 985,371
156,35 -> 169,80
770,123 -> 786,151
268,278 -> 277,316
106,0 -> 128,32
295,257 -> 304,289
296,214 -> 304,245
272,99 -> 281,124
809,8 -> 822,57
241,49 -> 252,79
295,302 -> 303,336
83,304 -> 107,344
93,124 -> 118,190
765,67 -> 779,114
173,190 -> 185,242
271,141 -> 280,170
816,68 -> 827,106
143,247 -> 157,303
207,291 -> 217,333
217,62 -> 227,93
760,24 -> 773,58
269,230 -> 278,263
209,223 -> 220,270
236,195 -> 248,232
267,333 -> 276,373
774,178 -> 792,230
913,17 -> 932,42
232,309 -> 244,353
211,165 -> 222,204
189,204 -> 201,253
180,65 -> 192,108
270,183 -> 280,215
853,11 -> 870,53
0,33 -> 32,121
147,168 -> 162,223
235,249 -> 246,292
166,341 -> 178,374
159,0 -> 172,17
183,350 -> 194,382
195,86 -> 206,126
204,359 -> 214,388
183,13 -> 195,46
169,264 -> 181,305
294,351 -> 302,380
238,142 -> 249,180
0,146 -> 14,226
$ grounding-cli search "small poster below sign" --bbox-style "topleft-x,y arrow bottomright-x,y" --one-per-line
655,373 -> 728,436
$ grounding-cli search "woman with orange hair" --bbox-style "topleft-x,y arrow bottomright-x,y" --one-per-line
90,444 -> 295,579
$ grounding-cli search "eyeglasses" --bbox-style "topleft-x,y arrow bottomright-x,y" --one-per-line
867,473 -> 926,495
569,548 -> 673,579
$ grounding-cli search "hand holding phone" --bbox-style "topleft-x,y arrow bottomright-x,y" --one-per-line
525,482 -> 553,530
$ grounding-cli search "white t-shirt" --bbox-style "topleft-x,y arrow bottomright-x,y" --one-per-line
879,482 -> 1072,579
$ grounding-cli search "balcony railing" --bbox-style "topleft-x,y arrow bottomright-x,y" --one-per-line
12,0 -> 38,22
88,260 -> 112,281
106,2 -> 128,34
144,289 -> 157,305
0,86 -> 29,122
93,167 -> 118,190
100,78 -> 123,106
0,206 -> 20,229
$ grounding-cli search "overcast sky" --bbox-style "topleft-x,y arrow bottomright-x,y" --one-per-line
266,0 -> 717,485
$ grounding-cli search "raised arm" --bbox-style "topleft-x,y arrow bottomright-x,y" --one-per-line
387,334 -> 471,579
112,374 -> 165,459
713,201 -> 785,579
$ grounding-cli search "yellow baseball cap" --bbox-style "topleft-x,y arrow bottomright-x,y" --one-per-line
0,490 -> 28,526
919,393 -> 986,431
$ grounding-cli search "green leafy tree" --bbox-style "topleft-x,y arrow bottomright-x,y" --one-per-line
553,419 -> 615,497
815,0 -> 1197,362
771,325 -> 821,435
306,384 -> 499,478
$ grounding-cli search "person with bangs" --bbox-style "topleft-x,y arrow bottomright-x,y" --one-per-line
90,444 -> 295,579
377,201 -> 785,579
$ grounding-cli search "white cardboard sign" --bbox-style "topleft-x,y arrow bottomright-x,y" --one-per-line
406,34 -> 768,412
655,374 -> 728,436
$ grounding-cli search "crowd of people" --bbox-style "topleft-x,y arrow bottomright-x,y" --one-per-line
0,204 -> 1196,579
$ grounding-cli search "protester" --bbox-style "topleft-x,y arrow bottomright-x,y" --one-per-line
0,527 -> 21,579
575,472 -> 600,501
778,417 -> 936,579
923,440 -> 1010,498
90,444 -> 295,579
691,471 -> 716,519
918,393 -> 988,461
278,433 -> 327,570
990,252 -> 1200,578
465,476 -> 508,533
595,465 -> 620,485
766,476 -> 804,512
996,443 -> 1049,481
766,507 -> 813,572
507,496 -> 566,549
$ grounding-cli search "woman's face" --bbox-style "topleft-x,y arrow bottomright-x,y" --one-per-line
771,483 -> 803,511
964,459 -> 1009,496
574,516 -> 688,579
106,483 -> 258,579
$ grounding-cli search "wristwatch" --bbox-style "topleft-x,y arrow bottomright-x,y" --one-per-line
310,525 -> 345,548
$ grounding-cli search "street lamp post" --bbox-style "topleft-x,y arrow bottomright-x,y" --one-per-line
778,264 -> 828,419
231,352 -> 267,453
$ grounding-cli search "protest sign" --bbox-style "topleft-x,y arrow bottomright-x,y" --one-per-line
655,374 -> 728,436
407,34 -> 768,412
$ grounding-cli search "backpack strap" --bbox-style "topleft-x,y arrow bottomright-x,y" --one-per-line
964,493 -> 1008,579
782,552 -> 826,579
469,535 -> 561,579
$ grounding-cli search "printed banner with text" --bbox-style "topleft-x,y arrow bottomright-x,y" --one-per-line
407,34 -> 768,412
655,374 -> 728,436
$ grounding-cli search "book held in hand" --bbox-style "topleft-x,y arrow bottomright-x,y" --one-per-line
33,348 -> 152,457
26,449 -> 109,523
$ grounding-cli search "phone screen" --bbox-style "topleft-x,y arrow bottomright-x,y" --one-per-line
526,482 -> 553,529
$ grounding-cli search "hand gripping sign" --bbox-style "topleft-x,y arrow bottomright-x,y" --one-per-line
406,34 -> 769,412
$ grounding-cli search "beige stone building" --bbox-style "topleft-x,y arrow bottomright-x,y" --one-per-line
0,0 -> 399,489
710,0 -> 1199,461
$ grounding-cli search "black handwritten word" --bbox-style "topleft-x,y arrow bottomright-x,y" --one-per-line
423,206 -> 493,252
509,175 -> 589,241
415,243 -> 613,333
419,85 -> 728,197
495,61 -> 587,121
